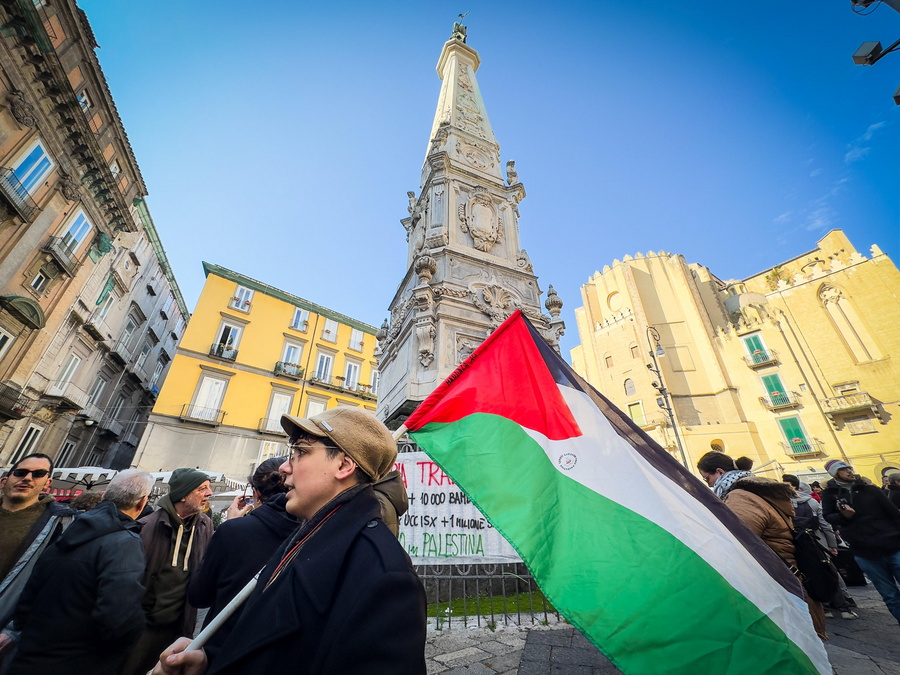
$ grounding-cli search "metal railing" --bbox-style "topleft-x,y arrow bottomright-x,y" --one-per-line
180,404 -> 225,426
41,236 -> 82,276
759,391 -> 800,410
274,361 -> 303,379
415,562 -> 559,630
209,343 -> 238,360
307,375 -> 376,399
0,381 -> 35,418
742,349 -> 778,368
780,438 -> 826,456
0,167 -> 38,220
109,336 -> 135,363
258,417 -> 286,435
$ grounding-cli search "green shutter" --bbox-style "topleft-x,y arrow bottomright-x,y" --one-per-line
761,374 -> 783,396
778,417 -> 808,452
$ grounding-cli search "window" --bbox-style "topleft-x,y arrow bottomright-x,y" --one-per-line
761,374 -> 789,406
135,342 -> 151,369
370,369 -> 380,396
60,211 -> 92,254
109,161 -> 120,178
30,272 -> 48,292
305,398 -> 327,417
349,328 -> 364,351
11,424 -> 44,464
120,317 -> 137,347
97,293 -> 115,319
162,294 -> 174,316
54,353 -> 81,387
322,318 -> 338,343
258,440 -> 285,465
291,308 -> 309,331
12,140 -> 54,195
604,354 -> 613,368
57,439 -> 77,467
191,375 -> 227,421
77,90 -> 92,111
630,344 -> 639,359
213,322 -> 241,359
265,391 -> 293,433
108,394 -> 126,423
742,334 -> 770,364
627,402 -> 646,426
344,360 -> 361,391
87,376 -> 107,406
230,285 -> 253,311
777,417 -> 810,453
845,415 -> 876,435
150,361 -> 165,385
624,379 -> 636,397
0,327 -> 14,360
313,352 -> 333,381
281,341 -> 303,366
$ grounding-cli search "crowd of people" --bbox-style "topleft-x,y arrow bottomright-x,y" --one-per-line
1,416 -> 899,673
0,407 -> 426,675
697,451 -> 900,641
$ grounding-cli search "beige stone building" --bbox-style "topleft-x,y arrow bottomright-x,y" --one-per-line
571,230 -> 900,484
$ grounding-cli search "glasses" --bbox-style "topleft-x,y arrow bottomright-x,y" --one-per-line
11,468 -> 50,479
287,441 -> 339,459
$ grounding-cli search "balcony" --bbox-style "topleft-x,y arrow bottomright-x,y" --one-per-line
109,337 -> 134,364
123,430 -> 140,447
0,381 -> 36,420
102,418 -> 124,437
41,237 -> 82,277
0,166 -> 38,220
742,349 -> 778,369
274,361 -> 303,380
258,417 -> 287,435
209,343 -> 238,361
83,314 -> 111,341
307,376 -> 377,400
180,403 -> 226,426
45,381 -> 89,410
779,438 -> 826,456
759,391 -> 800,411
821,391 -> 883,427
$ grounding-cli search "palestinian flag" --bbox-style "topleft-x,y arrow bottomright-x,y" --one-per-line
401,310 -> 829,675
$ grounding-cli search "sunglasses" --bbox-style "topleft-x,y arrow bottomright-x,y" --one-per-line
11,468 -> 50,479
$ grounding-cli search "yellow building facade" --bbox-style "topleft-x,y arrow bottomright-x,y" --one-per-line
571,230 -> 900,485
135,263 -> 379,479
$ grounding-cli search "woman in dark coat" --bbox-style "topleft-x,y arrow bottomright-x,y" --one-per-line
188,458 -> 298,653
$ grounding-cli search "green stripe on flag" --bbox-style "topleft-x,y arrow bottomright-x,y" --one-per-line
411,414 -> 819,675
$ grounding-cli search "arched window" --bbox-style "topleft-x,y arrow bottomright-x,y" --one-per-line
710,439 -> 724,452
624,379 -> 636,396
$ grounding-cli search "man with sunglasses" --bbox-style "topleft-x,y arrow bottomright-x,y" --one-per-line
0,453 -> 76,655
153,407 -> 426,675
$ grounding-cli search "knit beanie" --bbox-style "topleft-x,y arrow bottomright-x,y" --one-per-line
825,460 -> 851,478
168,468 -> 210,502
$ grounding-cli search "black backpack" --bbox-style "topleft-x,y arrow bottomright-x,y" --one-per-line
792,499 -> 819,532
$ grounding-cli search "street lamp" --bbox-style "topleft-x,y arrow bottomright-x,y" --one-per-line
646,326 -> 688,468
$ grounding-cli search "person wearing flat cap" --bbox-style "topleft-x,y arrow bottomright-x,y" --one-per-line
123,468 -> 214,675
152,408 -> 426,675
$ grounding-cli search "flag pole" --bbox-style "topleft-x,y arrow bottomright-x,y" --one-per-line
183,569 -> 261,651
392,425 -> 408,441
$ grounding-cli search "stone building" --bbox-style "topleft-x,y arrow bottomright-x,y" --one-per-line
571,230 -> 900,484
135,263 -> 378,479
377,24 -> 564,427
0,1 -> 187,468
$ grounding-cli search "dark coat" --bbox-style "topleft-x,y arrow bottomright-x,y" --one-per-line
822,478 -> 900,558
138,497 -> 214,635
207,485 -> 426,675
888,484 -> 900,510
6,501 -> 145,675
188,494 -> 298,650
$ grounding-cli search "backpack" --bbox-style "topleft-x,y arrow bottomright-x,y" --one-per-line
762,497 -> 840,603
792,499 -> 819,532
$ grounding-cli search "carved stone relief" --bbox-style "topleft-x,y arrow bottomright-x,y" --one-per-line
517,249 -> 533,273
8,91 -> 36,127
416,321 -> 436,368
455,335 -> 482,364
459,187 -> 502,252
58,173 -> 80,202
472,283 -> 520,325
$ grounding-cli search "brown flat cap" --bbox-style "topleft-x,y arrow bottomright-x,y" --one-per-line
281,408 -> 397,481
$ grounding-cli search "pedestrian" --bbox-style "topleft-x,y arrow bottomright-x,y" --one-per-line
3,470 -> 154,675
123,468 -> 214,675
696,451 -> 751,498
821,459 -> 900,626
0,453 -> 75,650
152,407 -> 426,674
735,456 -> 754,472
187,458 -> 299,657
887,473 -> 900,510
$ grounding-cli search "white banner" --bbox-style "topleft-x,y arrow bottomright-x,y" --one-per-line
394,452 -> 520,565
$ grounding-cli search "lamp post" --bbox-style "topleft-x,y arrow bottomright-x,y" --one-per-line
646,326 -> 688,468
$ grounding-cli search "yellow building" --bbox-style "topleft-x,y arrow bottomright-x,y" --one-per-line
134,263 -> 379,479
571,230 -> 900,485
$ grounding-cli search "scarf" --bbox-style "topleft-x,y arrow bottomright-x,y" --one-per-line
713,470 -> 753,499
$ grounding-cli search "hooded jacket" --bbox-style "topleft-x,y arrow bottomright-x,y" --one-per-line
137,494 -> 213,635
722,477 -> 796,565
822,477 -> 900,558
372,470 -> 409,536
188,494 -> 299,653
6,500 -> 145,675
792,491 -> 838,550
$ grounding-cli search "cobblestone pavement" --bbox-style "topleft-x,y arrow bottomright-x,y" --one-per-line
425,585 -> 900,674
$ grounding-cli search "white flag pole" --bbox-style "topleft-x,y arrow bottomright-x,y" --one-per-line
184,569 -> 261,651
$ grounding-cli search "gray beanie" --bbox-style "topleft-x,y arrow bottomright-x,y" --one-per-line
168,468 -> 210,502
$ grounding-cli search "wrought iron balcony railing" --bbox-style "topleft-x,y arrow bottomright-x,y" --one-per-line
41,236 -> 82,276
258,417 -> 287,435
742,349 -> 778,368
780,438 -> 825,456
180,403 -> 225,426
0,381 -> 35,419
307,375 -> 377,399
759,391 -> 800,411
274,361 -> 303,379
209,343 -> 238,360
0,166 -> 38,220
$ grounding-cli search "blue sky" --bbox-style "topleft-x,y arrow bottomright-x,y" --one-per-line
79,1 -> 898,359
